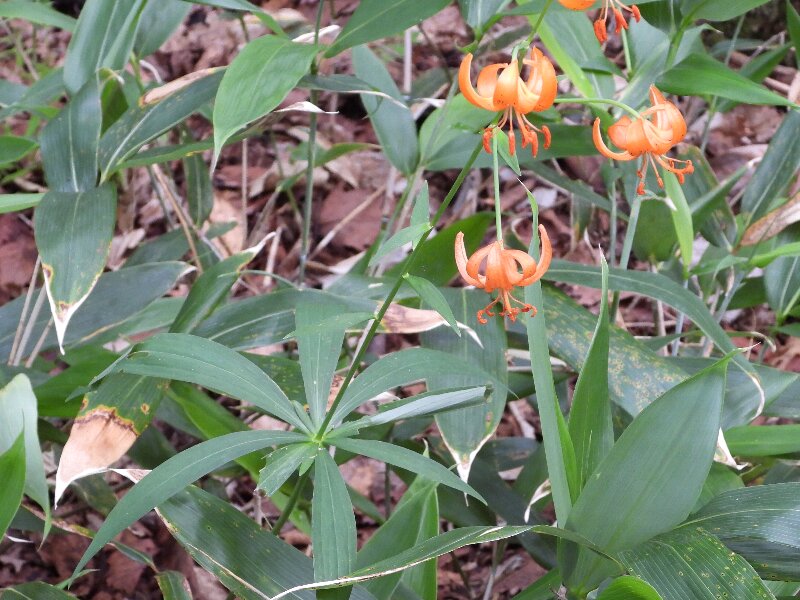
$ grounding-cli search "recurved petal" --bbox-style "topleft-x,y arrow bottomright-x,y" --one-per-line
477,63 -> 505,98
466,241 -> 493,285
455,231 -> 484,287
518,225 -> 553,286
504,248 -> 538,281
593,118 -> 635,161
459,54 -> 498,111
492,61 -> 520,109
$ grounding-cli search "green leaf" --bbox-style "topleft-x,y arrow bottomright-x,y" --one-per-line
404,275 -> 460,335
134,0 -> 190,57
764,250 -> 800,322
568,256 -> 612,489
725,425 -> 800,457
0,193 -> 43,214
325,0 -> 450,57
597,576 -> 662,600
0,135 -> 37,167
564,357 -> 730,590
108,333 -> 306,429
39,79 -> 101,192
421,289 -> 509,483
0,582 -> 78,599
213,36 -> 317,162
410,182 -> 430,233
169,250 -> 258,334
183,140 -> 214,225
352,45 -> 419,175
0,376 -> 50,529
510,570 -> 562,600
457,0 -> 510,29
683,0 -> 771,21
0,432 -> 25,541
684,483 -> 800,580
72,430 -> 306,577
63,0 -> 146,95
0,1 -> 76,31
34,184 -> 117,349
658,53 -> 797,107
525,219 -> 577,524
156,571 -> 193,600
370,223 -> 431,265
313,450 -> 357,581
789,0 -> 800,69
258,442 -> 317,496
619,528 -> 777,600
330,347 -> 506,430
334,438 -> 483,501
740,111 -> 800,226
99,69 -> 223,179
663,173 -> 693,276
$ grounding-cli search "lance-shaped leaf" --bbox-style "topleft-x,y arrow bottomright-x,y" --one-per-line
34,184 -> 117,350
213,36 -> 317,163
0,582 -> 79,599
183,138 -> 213,225
156,571 -> 193,600
325,0 -> 450,57
596,576 -> 662,600
352,45 -> 419,175
170,245 -> 262,334
682,483 -> 800,581
0,433 -> 25,541
313,449 -> 357,586
568,256 -> 613,489
63,0 -> 146,95
258,442 -> 317,497
39,78 -> 101,192
563,357 -> 731,591
333,438 -> 483,501
72,430 -> 307,577
619,528 -> 777,600
54,374 -> 165,505
0,0 -> 76,31
105,333 -> 306,430
0,375 -> 50,527
134,0 -> 191,58
99,69 -> 223,179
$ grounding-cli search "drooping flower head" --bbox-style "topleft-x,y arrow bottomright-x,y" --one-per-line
593,86 -> 693,195
459,48 -> 557,156
558,0 -> 641,43
455,225 -> 552,324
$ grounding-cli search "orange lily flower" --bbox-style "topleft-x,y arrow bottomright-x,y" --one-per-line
593,86 -> 693,195
455,225 -> 552,324
558,0 -> 641,43
459,48 -> 557,156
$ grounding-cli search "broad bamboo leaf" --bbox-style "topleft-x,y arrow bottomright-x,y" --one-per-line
63,0 -> 146,95
73,430 -> 306,577
0,375 -> 50,525
313,450 -> 357,583
684,483 -> 800,580
0,433 -> 25,541
725,425 -> 800,457
568,257 -> 612,489
0,135 -> 37,167
99,69 -> 223,179
564,357 -> 730,591
682,0 -> 771,21
419,289 -> 508,482
0,193 -> 42,214
134,0 -> 190,57
333,437 -> 483,501
658,54 -> 796,107
107,333 -> 307,429
213,36 -> 317,162
457,0 -> 510,29
39,79 -> 101,192
325,0 -> 450,57
55,374 -> 165,504
0,582 -> 78,599
619,528 -> 777,600
34,184 -> 117,349
352,45 -> 419,175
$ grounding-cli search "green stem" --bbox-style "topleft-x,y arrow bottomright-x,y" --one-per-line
492,132 -> 502,242
297,1 -> 326,285
316,141 -> 485,438
271,469 -> 310,535
553,97 -> 641,118
610,193 -> 642,321
524,0 -> 556,47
